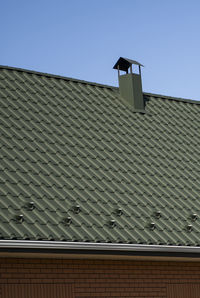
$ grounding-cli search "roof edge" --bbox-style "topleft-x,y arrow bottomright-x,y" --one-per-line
1,65 -> 200,104
1,240 -> 200,256
144,92 -> 200,104
0,65 -> 117,90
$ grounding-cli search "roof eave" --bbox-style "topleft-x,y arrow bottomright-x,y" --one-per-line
1,240 -> 200,259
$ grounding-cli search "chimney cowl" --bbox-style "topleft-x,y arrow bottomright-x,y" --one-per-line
113,57 -> 145,113
113,57 -> 144,73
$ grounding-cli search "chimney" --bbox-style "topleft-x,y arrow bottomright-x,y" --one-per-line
113,57 -> 145,112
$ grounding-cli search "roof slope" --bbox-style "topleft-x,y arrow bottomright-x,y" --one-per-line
1,66 -> 200,246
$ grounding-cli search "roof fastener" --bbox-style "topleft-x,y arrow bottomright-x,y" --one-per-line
109,219 -> 116,228
74,205 -> 80,214
191,213 -> 197,221
16,214 -> 24,223
187,224 -> 193,232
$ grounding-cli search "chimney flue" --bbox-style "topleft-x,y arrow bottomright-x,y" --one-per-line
113,57 -> 145,112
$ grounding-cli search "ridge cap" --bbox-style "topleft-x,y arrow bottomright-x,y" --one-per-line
0,64 -> 118,90
1,64 -> 199,104
144,92 -> 200,105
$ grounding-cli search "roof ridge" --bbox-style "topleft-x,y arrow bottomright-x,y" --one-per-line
1,64 -> 200,105
0,64 -> 118,90
144,92 -> 200,105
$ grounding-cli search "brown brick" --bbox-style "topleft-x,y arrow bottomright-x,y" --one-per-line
1,258 -> 200,297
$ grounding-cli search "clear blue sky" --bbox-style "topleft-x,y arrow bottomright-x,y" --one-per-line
1,0 -> 200,100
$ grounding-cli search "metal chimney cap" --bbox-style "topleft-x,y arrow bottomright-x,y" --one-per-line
113,57 -> 144,72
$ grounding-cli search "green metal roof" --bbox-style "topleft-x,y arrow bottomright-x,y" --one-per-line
1,65 -> 200,246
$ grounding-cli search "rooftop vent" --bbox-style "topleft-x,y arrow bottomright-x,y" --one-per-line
191,213 -> 197,221
116,208 -> 123,216
149,222 -> 155,230
15,214 -> 24,223
187,224 -> 193,232
74,205 -> 80,214
155,210 -> 161,219
113,57 -> 145,112
27,202 -> 35,211
64,216 -> 72,225
109,219 -> 116,228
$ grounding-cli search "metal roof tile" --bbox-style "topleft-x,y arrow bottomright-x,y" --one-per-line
1,65 -> 200,246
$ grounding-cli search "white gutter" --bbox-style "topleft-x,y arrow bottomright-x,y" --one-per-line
1,240 -> 200,254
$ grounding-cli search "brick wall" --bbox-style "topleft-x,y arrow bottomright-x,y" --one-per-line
1,258 -> 200,297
